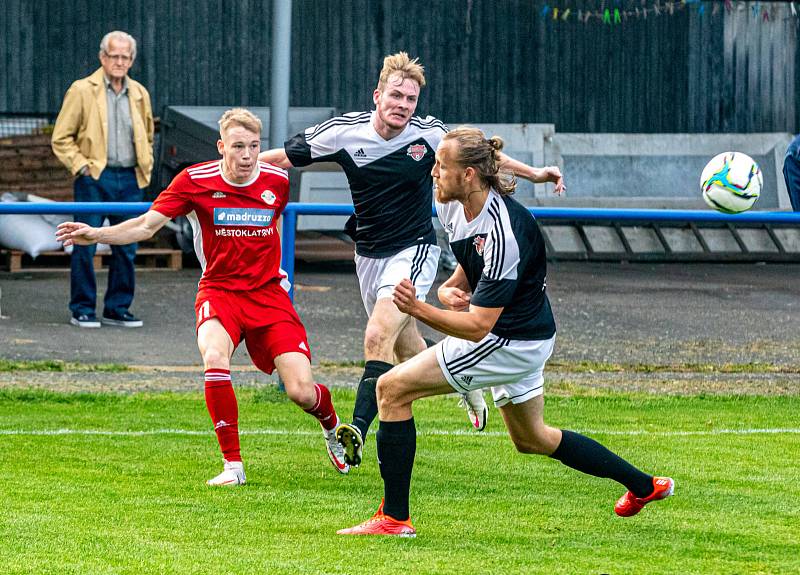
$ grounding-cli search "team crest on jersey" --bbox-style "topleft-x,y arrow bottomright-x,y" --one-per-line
473,235 -> 486,255
406,144 -> 428,161
261,190 -> 277,205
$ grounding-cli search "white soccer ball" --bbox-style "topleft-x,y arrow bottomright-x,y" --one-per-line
700,152 -> 762,214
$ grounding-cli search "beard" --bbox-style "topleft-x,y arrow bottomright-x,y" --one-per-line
434,183 -> 459,204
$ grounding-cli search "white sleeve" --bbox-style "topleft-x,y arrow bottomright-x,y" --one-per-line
482,200 -> 520,281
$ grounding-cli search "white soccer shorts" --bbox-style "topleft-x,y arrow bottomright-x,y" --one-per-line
435,333 -> 557,407
354,243 -> 441,315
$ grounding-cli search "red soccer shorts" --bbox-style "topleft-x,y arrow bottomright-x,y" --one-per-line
195,282 -> 311,374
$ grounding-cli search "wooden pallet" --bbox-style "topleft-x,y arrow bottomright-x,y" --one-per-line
0,133 -> 74,202
0,248 -> 182,272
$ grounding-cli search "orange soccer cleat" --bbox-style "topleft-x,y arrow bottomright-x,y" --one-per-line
337,500 -> 416,537
615,476 -> 674,517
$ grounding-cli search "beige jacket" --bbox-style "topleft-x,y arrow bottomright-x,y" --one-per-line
51,67 -> 154,188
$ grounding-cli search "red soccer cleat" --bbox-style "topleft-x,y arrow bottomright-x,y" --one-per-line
337,500 -> 416,537
615,476 -> 674,517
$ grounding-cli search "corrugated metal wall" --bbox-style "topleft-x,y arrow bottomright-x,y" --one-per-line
1,0 -> 796,132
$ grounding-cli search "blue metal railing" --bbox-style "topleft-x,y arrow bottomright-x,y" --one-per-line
2,202 -> 800,297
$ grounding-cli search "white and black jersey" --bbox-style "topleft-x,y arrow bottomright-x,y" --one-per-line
436,190 -> 556,340
285,111 -> 448,258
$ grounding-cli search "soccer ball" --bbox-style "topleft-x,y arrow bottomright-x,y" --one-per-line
700,152 -> 762,214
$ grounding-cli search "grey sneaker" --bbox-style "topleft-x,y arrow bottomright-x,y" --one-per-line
459,390 -> 488,431
325,424 -> 350,474
335,422 -> 364,467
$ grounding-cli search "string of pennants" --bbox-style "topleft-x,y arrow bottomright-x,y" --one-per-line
537,1 -> 799,24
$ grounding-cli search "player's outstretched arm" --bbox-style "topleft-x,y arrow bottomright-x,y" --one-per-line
395,279 -> 502,342
258,148 -> 294,169
56,210 -> 170,247
497,152 -> 566,196
437,264 -> 472,311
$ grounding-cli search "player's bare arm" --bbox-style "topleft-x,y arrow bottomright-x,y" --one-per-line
258,147 -> 294,169
437,264 -> 472,311
497,152 -> 566,195
394,278 -> 502,342
56,210 -> 170,247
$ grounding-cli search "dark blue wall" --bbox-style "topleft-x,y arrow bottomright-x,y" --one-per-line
1,0 -> 796,132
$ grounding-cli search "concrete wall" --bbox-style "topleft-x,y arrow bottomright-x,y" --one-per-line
548,132 -> 794,210
296,127 -> 795,232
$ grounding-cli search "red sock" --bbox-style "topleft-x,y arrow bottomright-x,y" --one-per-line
204,368 -> 241,462
303,384 -> 338,431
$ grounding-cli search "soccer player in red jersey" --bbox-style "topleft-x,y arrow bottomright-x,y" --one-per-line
57,108 -> 350,484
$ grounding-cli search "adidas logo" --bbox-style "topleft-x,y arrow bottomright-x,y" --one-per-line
212,191 -> 226,199
460,375 -> 474,385
353,148 -> 367,158
299,341 -> 308,352
214,420 -> 230,429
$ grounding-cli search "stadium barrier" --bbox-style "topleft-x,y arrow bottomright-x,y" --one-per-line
2,201 -> 800,298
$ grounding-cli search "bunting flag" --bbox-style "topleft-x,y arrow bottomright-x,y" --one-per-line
535,1 -> 798,25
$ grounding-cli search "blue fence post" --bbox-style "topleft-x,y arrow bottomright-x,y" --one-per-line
281,204 -> 298,302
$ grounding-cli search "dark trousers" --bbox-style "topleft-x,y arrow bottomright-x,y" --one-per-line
70,167 -> 143,317
784,148 -> 800,212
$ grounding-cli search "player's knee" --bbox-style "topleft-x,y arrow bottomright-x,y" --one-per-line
202,347 -> 229,369
282,376 -> 315,408
375,373 -> 402,412
285,385 -> 312,408
511,436 -> 552,455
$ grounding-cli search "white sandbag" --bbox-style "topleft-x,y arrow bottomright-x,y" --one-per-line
26,193 -> 71,227
0,193 -> 63,258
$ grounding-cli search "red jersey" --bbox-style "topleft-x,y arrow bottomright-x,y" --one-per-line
152,160 -> 290,292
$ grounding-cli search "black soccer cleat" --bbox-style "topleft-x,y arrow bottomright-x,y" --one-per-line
335,423 -> 364,467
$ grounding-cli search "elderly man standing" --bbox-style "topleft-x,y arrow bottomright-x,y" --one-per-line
52,30 -> 154,328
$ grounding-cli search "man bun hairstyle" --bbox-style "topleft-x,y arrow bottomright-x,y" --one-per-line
443,126 -> 516,196
378,51 -> 426,90
218,108 -> 263,137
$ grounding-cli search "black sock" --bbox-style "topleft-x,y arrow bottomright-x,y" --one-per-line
550,429 -> 654,498
351,360 -> 393,438
377,418 -> 416,521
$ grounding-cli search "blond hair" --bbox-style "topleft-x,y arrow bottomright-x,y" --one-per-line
377,51 -> 426,91
443,126 -> 516,196
218,108 -> 262,137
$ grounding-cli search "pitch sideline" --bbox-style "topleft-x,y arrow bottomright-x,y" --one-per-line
1,427 -> 799,437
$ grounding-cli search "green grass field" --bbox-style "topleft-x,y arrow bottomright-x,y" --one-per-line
1,387 -> 798,575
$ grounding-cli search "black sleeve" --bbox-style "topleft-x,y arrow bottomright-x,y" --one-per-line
471,276 -> 516,308
284,132 -> 314,167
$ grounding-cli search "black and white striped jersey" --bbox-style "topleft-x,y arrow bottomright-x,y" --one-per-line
436,190 -> 556,340
284,111 -> 447,258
